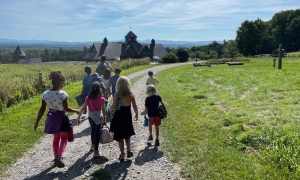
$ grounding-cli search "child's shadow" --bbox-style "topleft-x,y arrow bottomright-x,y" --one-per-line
100,160 -> 132,180
25,152 -> 109,180
134,144 -> 163,166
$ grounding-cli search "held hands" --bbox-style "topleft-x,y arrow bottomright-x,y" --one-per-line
34,123 -> 39,131
74,109 -> 80,115
134,114 -> 138,121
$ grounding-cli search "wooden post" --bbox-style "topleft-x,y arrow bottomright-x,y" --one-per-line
273,59 -> 276,67
278,44 -> 282,69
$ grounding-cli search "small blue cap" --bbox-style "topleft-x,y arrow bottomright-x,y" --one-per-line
148,70 -> 153,75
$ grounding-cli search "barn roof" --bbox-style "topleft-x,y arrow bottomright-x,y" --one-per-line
83,31 -> 167,61
13,45 -> 26,57
146,44 -> 168,57
125,31 -> 137,38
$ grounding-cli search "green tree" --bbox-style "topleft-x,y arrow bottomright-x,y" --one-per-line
209,50 -> 218,59
236,19 -> 267,56
287,16 -> 300,51
176,47 -> 189,62
199,52 -> 209,60
83,46 -> 88,55
161,53 -> 178,63
190,52 -> 195,61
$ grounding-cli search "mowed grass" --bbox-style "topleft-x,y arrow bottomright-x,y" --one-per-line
0,64 -> 155,175
156,57 -> 300,179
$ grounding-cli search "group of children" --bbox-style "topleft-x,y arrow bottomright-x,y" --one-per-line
34,63 -> 166,168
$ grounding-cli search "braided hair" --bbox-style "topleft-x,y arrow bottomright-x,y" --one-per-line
49,71 -> 65,88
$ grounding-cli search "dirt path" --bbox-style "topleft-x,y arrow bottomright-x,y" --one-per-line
4,62 -> 191,180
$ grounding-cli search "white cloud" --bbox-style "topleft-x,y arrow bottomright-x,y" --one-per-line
0,0 -> 299,41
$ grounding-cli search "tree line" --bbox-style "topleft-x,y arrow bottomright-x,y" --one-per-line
236,9 -> 300,56
162,40 -> 242,63
161,9 -> 300,62
0,46 -> 92,63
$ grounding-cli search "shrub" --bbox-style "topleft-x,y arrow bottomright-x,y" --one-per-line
162,53 -> 178,63
176,47 -> 189,62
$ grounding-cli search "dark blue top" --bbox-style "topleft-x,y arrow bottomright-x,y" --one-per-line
82,75 -> 92,96
109,75 -> 120,94
145,95 -> 162,117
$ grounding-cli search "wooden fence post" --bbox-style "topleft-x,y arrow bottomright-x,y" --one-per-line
273,59 -> 276,67
278,44 -> 282,69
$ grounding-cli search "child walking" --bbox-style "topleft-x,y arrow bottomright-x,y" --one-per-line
101,69 -> 111,99
110,76 -> 138,161
81,66 -> 92,113
108,68 -> 121,98
77,81 -> 106,158
34,71 -> 79,168
144,84 -> 166,146
146,70 -> 159,86
81,66 -> 92,98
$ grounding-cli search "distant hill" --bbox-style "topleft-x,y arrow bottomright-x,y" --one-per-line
0,38 -> 222,50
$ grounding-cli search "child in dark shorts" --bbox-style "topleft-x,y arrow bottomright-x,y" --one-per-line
144,84 -> 167,146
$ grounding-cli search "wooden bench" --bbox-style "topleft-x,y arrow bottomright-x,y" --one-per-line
193,63 -> 211,67
206,62 -> 221,66
227,62 -> 244,66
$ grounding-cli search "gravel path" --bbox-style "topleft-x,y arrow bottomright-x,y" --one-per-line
4,63 -> 191,180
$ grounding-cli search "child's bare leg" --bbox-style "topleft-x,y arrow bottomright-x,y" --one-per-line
155,126 -> 159,140
149,124 -> 152,136
118,139 -> 125,158
125,137 -> 131,152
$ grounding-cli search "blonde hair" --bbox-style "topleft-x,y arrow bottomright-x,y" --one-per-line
116,76 -> 132,97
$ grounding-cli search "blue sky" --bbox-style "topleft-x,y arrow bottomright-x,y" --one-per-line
0,0 -> 299,42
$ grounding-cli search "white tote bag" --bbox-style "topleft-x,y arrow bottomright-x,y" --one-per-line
100,125 -> 114,144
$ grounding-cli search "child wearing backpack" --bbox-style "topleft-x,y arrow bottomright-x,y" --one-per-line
96,55 -> 113,76
144,84 -> 167,146
77,81 -> 106,158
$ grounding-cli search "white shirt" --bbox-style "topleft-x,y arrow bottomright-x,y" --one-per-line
42,90 -> 68,111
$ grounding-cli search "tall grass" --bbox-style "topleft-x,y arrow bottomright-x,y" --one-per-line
0,59 -> 149,112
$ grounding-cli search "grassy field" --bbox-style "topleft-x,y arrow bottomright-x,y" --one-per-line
0,63 -> 155,175
156,57 -> 300,179
0,59 -> 150,111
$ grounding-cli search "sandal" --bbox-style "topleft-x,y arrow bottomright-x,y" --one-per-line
127,151 -> 133,158
118,155 -> 124,162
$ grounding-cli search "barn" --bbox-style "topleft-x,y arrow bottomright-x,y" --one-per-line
83,31 -> 167,61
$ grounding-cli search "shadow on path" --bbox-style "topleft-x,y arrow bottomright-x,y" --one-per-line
93,160 -> 132,180
134,144 -> 163,166
25,152 -> 109,180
